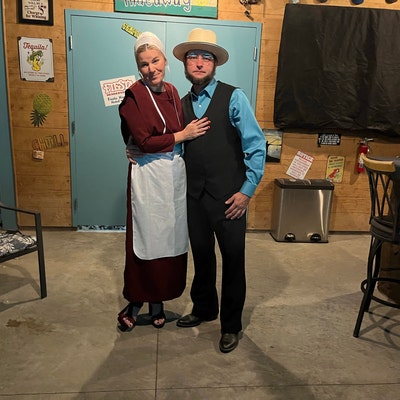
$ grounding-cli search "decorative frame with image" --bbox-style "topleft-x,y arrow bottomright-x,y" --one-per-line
263,129 -> 283,163
18,0 -> 54,26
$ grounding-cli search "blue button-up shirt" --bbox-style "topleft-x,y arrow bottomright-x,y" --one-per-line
189,79 -> 266,197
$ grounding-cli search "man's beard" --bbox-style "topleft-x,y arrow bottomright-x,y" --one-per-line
185,68 -> 215,86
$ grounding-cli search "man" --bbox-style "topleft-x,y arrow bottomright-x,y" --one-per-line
173,28 -> 266,353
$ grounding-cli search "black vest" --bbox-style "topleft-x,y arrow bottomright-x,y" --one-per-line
182,81 -> 246,200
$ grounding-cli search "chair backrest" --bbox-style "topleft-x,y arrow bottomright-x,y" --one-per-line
361,153 -> 400,243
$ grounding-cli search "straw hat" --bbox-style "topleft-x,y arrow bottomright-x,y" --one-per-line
173,28 -> 229,66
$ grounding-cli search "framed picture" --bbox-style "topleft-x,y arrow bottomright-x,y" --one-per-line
263,129 -> 283,163
18,0 -> 54,26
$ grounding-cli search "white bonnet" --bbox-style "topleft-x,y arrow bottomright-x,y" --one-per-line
134,32 -> 166,59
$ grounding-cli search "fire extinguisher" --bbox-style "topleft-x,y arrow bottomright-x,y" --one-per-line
357,138 -> 373,173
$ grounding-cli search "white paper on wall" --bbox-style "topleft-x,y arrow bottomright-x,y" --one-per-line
286,150 -> 314,179
100,75 -> 136,107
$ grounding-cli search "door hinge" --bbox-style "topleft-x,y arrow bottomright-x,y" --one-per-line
74,198 -> 78,211
71,121 -> 75,136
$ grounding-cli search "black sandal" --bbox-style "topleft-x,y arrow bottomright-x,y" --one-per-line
149,302 -> 166,329
117,303 -> 136,332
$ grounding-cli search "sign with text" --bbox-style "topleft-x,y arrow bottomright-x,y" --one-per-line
286,150 -> 314,180
325,155 -> 345,183
18,37 -> 54,82
318,133 -> 341,146
114,0 -> 217,18
100,75 -> 136,107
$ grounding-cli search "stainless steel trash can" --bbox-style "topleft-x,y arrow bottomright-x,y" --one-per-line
270,178 -> 334,243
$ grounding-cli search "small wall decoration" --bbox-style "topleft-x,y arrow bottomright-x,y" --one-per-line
263,129 -> 282,163
121,23 -> 141,38
115,0 -> 217,18
18,0 -> 54,25
32,133 -> 67,160
18,37 -> 54,82
31,93 -> 53,127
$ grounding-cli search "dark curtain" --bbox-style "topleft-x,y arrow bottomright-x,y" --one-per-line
274,4 -> 400,137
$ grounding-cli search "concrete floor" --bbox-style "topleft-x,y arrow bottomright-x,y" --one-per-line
1,230 -> 399,399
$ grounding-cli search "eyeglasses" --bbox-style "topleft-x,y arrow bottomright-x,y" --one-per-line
185,51 -> 215,65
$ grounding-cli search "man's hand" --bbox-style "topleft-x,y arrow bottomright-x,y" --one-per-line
225,192 -> 250,220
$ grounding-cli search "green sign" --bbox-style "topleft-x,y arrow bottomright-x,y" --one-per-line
115,0 -> 218,18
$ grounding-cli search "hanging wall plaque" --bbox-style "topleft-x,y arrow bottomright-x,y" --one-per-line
18,0 -> 54,25
18,37 -> 54,82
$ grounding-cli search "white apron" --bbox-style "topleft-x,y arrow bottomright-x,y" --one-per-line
129,150 -> 188,260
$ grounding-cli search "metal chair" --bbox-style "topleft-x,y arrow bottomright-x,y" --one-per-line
353,154 -> 400,337
0,202 -> 47,298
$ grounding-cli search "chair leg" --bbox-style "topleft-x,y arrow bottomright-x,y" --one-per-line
353,287 -> 369,337
353,238 -> 381,337
37,247 -> 47,298
34,213 -> 47,299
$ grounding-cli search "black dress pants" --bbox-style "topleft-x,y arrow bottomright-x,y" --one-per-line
187,191 -> 247,334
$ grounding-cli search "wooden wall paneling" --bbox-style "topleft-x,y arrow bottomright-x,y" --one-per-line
4,0 -> 72,226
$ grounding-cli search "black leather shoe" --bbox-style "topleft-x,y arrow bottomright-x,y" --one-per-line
176,313 -> 217,328
219,333 -> 239,353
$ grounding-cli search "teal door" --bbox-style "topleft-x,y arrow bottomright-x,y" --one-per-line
65,10 -> 261,227
0,0 -> 17,228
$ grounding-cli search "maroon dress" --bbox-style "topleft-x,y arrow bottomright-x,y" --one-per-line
119,80 -> 187,302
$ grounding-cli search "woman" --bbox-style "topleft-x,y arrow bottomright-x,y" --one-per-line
118,32 -> 210,331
